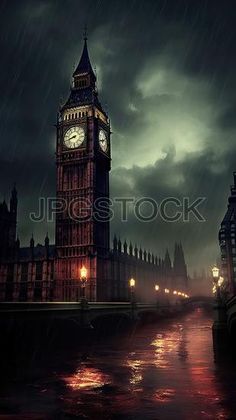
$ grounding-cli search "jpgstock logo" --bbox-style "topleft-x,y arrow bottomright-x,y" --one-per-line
29,196 -> 206,223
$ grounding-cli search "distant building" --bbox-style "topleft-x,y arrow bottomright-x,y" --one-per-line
0,38 -> 188,302
219,172 -> 236,295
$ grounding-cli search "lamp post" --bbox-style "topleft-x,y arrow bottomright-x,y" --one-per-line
129,278 -> 135,302
78,265 -> 92,328
155,284 -> 160,308
164,288 -> 170,306
80,265 -> 88,307
129,278 -> 136,320
212,265 -> 221,303
211,265 -> 228,351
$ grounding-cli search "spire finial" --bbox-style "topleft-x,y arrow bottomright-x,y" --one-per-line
83,24 -> 88,41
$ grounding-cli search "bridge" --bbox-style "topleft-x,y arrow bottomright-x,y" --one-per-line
0,297 -> 213,330
0,301 -> 177,329
184,296 -> 214,306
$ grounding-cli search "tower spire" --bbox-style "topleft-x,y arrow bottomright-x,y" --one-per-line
73,36 -> 95,79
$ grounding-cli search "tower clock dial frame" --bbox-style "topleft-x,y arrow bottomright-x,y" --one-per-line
98,128 -> 109,154
63,126 -> 86,149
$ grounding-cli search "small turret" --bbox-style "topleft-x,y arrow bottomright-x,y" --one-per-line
139,247 -> 143,260
10,184 -> 17,215
129,242 -> 133,256
16,235 -> 20,249
164,249 -> 172,273
2,200 -> 8,213
113,235 -> 118,252
143,249 -> 147,262
118,238 -> 122,253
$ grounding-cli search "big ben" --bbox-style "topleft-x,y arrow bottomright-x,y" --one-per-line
54,36 -> 111,301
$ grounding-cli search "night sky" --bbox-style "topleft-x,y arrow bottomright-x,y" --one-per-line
0,0 -> 236,273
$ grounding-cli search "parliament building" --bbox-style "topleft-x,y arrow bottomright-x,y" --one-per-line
0,38 -> 188,302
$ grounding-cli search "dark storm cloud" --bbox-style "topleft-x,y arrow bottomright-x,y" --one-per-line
0,0 -> 236,272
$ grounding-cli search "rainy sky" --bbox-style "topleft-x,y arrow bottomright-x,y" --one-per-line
0,0 -> 236,273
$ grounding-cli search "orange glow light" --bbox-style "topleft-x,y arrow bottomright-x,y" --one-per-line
129,278 -> 135,288
80,265 -> 87,279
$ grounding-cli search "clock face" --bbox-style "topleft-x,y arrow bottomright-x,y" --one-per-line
99,129 -> 108,153
64,126 -> 85,149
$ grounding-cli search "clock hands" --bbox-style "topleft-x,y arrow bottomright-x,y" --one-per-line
69,135 -> 77,141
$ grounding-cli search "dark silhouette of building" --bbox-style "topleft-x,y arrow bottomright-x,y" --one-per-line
173,242 -> 188,291
0,38 -> 188,302
219,172 -> 236,295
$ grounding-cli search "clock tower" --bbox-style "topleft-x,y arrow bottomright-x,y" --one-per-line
55,37 -> 111,301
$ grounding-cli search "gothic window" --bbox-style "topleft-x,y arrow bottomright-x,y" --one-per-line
21,263 -> 28,282
35,261 -> 43,281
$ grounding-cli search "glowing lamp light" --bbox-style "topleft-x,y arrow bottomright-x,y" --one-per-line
80,265 -> 87,280
173,291 -> 177,295
164,288 -> 170,294
130,278 -> 135,288
177,292 -> 182,296
212,266 -> 220,279
155,284 -> 160,291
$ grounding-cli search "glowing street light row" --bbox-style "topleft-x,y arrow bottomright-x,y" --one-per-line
155,285 -> 189,298
129,278 -> 189,298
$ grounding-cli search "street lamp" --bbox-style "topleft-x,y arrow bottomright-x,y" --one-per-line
129,278 -> 136,302
80,265 -> 88,303
164,288 -> 170,306
129,278 -> 136,320
212,266 -> 221,303
212,266 -> 220,280
155,284 -> 160,307
130,278 -> 135,288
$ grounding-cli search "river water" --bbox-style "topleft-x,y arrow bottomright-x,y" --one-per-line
1,308 -> 236,419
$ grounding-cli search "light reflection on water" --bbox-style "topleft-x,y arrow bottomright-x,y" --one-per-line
1,308 -> 236,419
61,309 -> 234,419
65,365 -> 111,390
